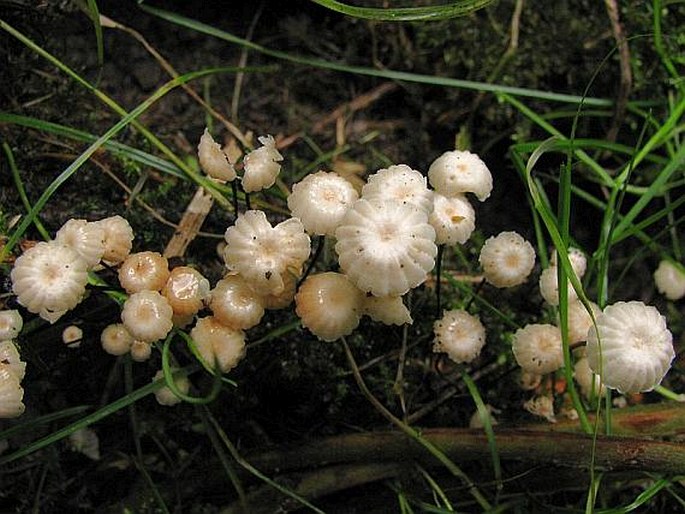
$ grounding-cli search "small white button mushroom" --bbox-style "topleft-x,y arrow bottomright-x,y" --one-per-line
295,272 -> 364,342
478,231 -> 536,288
93,215 -> 134,266
361,164 -> 433,215
55,218 -> 105,269
223,210 -> 311,296
362,295 -> 412,326
0,340 -> 26,381
100,323 -> 134,356
653,260 -> 685,301
209,274 -> 265,330
130,340 -> 153,362
162,266 -> 211,317
62,325 -> 83,348
197,128 -> 237,182
429,193 -> 476,245
0,310 -> 23,340
433,309 -> 486,364
152,369 -> 190,407
121,291 -> 174,343
190,317 -> 246,373
118,251 -> 170,294
241,135 -> 282,193
428,150 -> 493,202
512,323 -> 563,375
0,367 -> 24,418
287,171 -> 359,236
11,241 -> 89,324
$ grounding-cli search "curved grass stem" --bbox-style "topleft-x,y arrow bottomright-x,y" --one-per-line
341,337 -> 492,511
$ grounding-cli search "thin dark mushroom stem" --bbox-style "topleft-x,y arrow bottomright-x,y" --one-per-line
297,235 -> 325,288
435,244 -> 444,318
230,180 -> 240,215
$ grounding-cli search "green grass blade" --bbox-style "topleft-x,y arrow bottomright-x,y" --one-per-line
309,0 -> 493,21
85,0 -> 104,68
0,405 -> 90,442
137,2 -> 615,107
0,371 -> 180,466
0,66 -> 240,262
0,112 -> 187,180
2,141 -> 51,241
611,141 -> 685,242
461,370 -> 501,493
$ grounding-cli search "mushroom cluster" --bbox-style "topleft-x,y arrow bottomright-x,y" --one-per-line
0,310 -> 25,418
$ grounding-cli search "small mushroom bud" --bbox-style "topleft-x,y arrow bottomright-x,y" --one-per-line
121,290 -> 173,343
433,309 -> 486,364
512,323 -> 563,375
55,218 -> 105,269
190,317 -> 246,373
101,323 -> 134,356
0,310 -> 23,340
428,150 -> 493,202
130,340 -> 153,362
93,215 -> 134,266
198,128 -> 236,181
209,274 -> 265,330
162,266 -> 210,316
153,369 -> 190,406
295,272 -> 364,342
118,251 -> 170,294
478,231 -> 536,288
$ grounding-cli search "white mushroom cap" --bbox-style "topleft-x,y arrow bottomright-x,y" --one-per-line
0,367 -> 24,418
55,218 -> 105,269
198,128 -> 237,181
295,272 -> 364,341
653,260 -> 685,300
209,274 -> 265,330
0,310 -> 23,340
130,340 -> 153,362
223,210 -> 311,296
100,323 -> 134,356
62,325 -> 83,348
361,164 -> 434,215
190,316 -> 246,373
11,241 -> 89,323
241,135 -> 282,193
586,301 -> 674,393
362,295 -> 412,325
0,340 -> 26,381
512,323 -> 563,374
93,215 -> 134,266
551,247 -> 587,278
335,199 -> 437,297
287,171 -> 359,236
433,309 -> 486,364
559,299 -> 601,344
153,369 -> 190,406
121,290 -> 174,343
573,356 -> 605,399
427,150 -> 493,201
68,427 -> 100,461
162,266 -> 211,316
118,251 -> 170,294
539,266 -> 579,306
429,193 -> 476,245
478,231 -> 536,288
